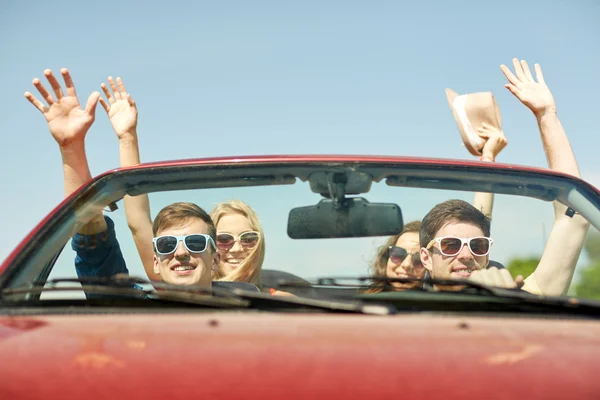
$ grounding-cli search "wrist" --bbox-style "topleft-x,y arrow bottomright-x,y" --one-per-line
118,130 -> 138,144
480,155 -> 494,162
59,138 -> 86,154
534,107 -> 558,121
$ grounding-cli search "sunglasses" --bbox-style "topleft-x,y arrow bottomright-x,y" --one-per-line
388,246 -> 423,268
426,236 -> 493,257
216,231 -> 260,251
153,234 -> 216,256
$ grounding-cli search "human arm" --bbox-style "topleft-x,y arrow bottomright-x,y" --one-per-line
72,215 -> 129,279
472,123 -> 507,219
99,77 -> 158,281
501,58 -> 589,296
24,68 -> 105,234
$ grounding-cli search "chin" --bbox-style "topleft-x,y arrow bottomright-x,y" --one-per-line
223,264 -> 239,274
163,274 -> 201,286
391,282 -> 421,290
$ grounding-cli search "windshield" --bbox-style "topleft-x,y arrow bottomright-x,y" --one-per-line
3,160 -> 600,305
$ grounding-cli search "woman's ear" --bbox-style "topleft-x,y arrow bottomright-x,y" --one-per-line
420,248 -> 433,273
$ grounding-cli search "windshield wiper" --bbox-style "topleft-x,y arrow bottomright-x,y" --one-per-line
277,276 -> 600,316
1,276 -> 395,315
277,275 -> 498,296
1,276 -> 250,309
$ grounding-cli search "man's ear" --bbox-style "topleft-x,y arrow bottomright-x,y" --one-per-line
420,248 -> 433,273
153,254 -> 160,275
211,250 -> 220,272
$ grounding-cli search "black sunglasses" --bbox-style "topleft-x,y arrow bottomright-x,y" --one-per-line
388,246 -> 423,267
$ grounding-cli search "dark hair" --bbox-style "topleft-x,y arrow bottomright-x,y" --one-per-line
366,220 -> 421,294
370,220 -> 422,278
152,202 -> 216,242
419,199 -> 490,248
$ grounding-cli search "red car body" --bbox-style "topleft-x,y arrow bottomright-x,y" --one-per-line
2,155 -> 600,399
1,313 -> 599,399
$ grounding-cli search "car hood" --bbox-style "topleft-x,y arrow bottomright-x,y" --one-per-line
1,313 -> 599,399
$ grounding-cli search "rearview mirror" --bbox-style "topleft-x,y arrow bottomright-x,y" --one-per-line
287,197 -> 403,239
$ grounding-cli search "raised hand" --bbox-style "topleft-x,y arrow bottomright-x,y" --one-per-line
99,77 -> 138,139
477,123 -> 507,162
24,69 -> 100,147
500,59 -> 556,117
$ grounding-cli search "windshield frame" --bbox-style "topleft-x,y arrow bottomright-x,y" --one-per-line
2,155 -> 599,291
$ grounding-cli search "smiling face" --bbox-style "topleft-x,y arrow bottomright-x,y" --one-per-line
216,212 -> 257,276
385,232 -> 425,290
420,221 -> 489,281
152,218 -> 219,287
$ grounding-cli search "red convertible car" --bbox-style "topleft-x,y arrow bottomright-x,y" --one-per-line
1,155 -> 600,399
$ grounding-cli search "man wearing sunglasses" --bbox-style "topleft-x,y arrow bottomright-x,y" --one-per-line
418,199 -> 519,290
151,202 -> 219,287
419,59 -> 590,296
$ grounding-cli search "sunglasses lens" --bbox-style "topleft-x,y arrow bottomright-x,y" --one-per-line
240,232 -> 259,248
155,236 -> 178,254
439,238 -> 462,256
185,235 -> 208,252
389,247 -> 408,264
216,234 -> 235,250
469,238 -> 490,255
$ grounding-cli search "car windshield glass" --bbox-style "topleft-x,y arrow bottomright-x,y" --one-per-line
3,160 -> 600,305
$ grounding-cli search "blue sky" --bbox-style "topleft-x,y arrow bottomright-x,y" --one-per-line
1,0 -> 600,266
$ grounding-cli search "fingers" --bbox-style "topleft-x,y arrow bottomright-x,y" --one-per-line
101,75 -> 134,109
84,91 -> 100,116
477,122 -> 502,138
469,270 -> 487,286
487,267 -> 501,287
100,81 -> 115,106
476,128 -> 490,139
500,64 -> 520,86
100,82 -> 114,105
534,63 -> 546,84
499,269 -> 516,288
515,275 -> 525,288
470,268 -> 516,288
44,69 -> 64,101
116,77 -> 127,93
511,58 -> 526,81
108,76 -> 121,100
504,83 -> 520,97
520,60 -> 535,82
24,91 -> 48,113
98,97 -> 110,113
127,93 -> 136,107
32,77 -> 55,106
60,68 -> 78,98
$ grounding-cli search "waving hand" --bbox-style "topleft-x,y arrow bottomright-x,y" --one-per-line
24,69 -> 99,147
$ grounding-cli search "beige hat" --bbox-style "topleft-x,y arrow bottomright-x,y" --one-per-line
445,88 -> 503,156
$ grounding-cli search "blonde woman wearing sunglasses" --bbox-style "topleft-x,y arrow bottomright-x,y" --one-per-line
210,200 -> 265,286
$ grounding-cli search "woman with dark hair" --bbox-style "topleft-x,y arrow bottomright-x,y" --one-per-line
367,221 -> 423,293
